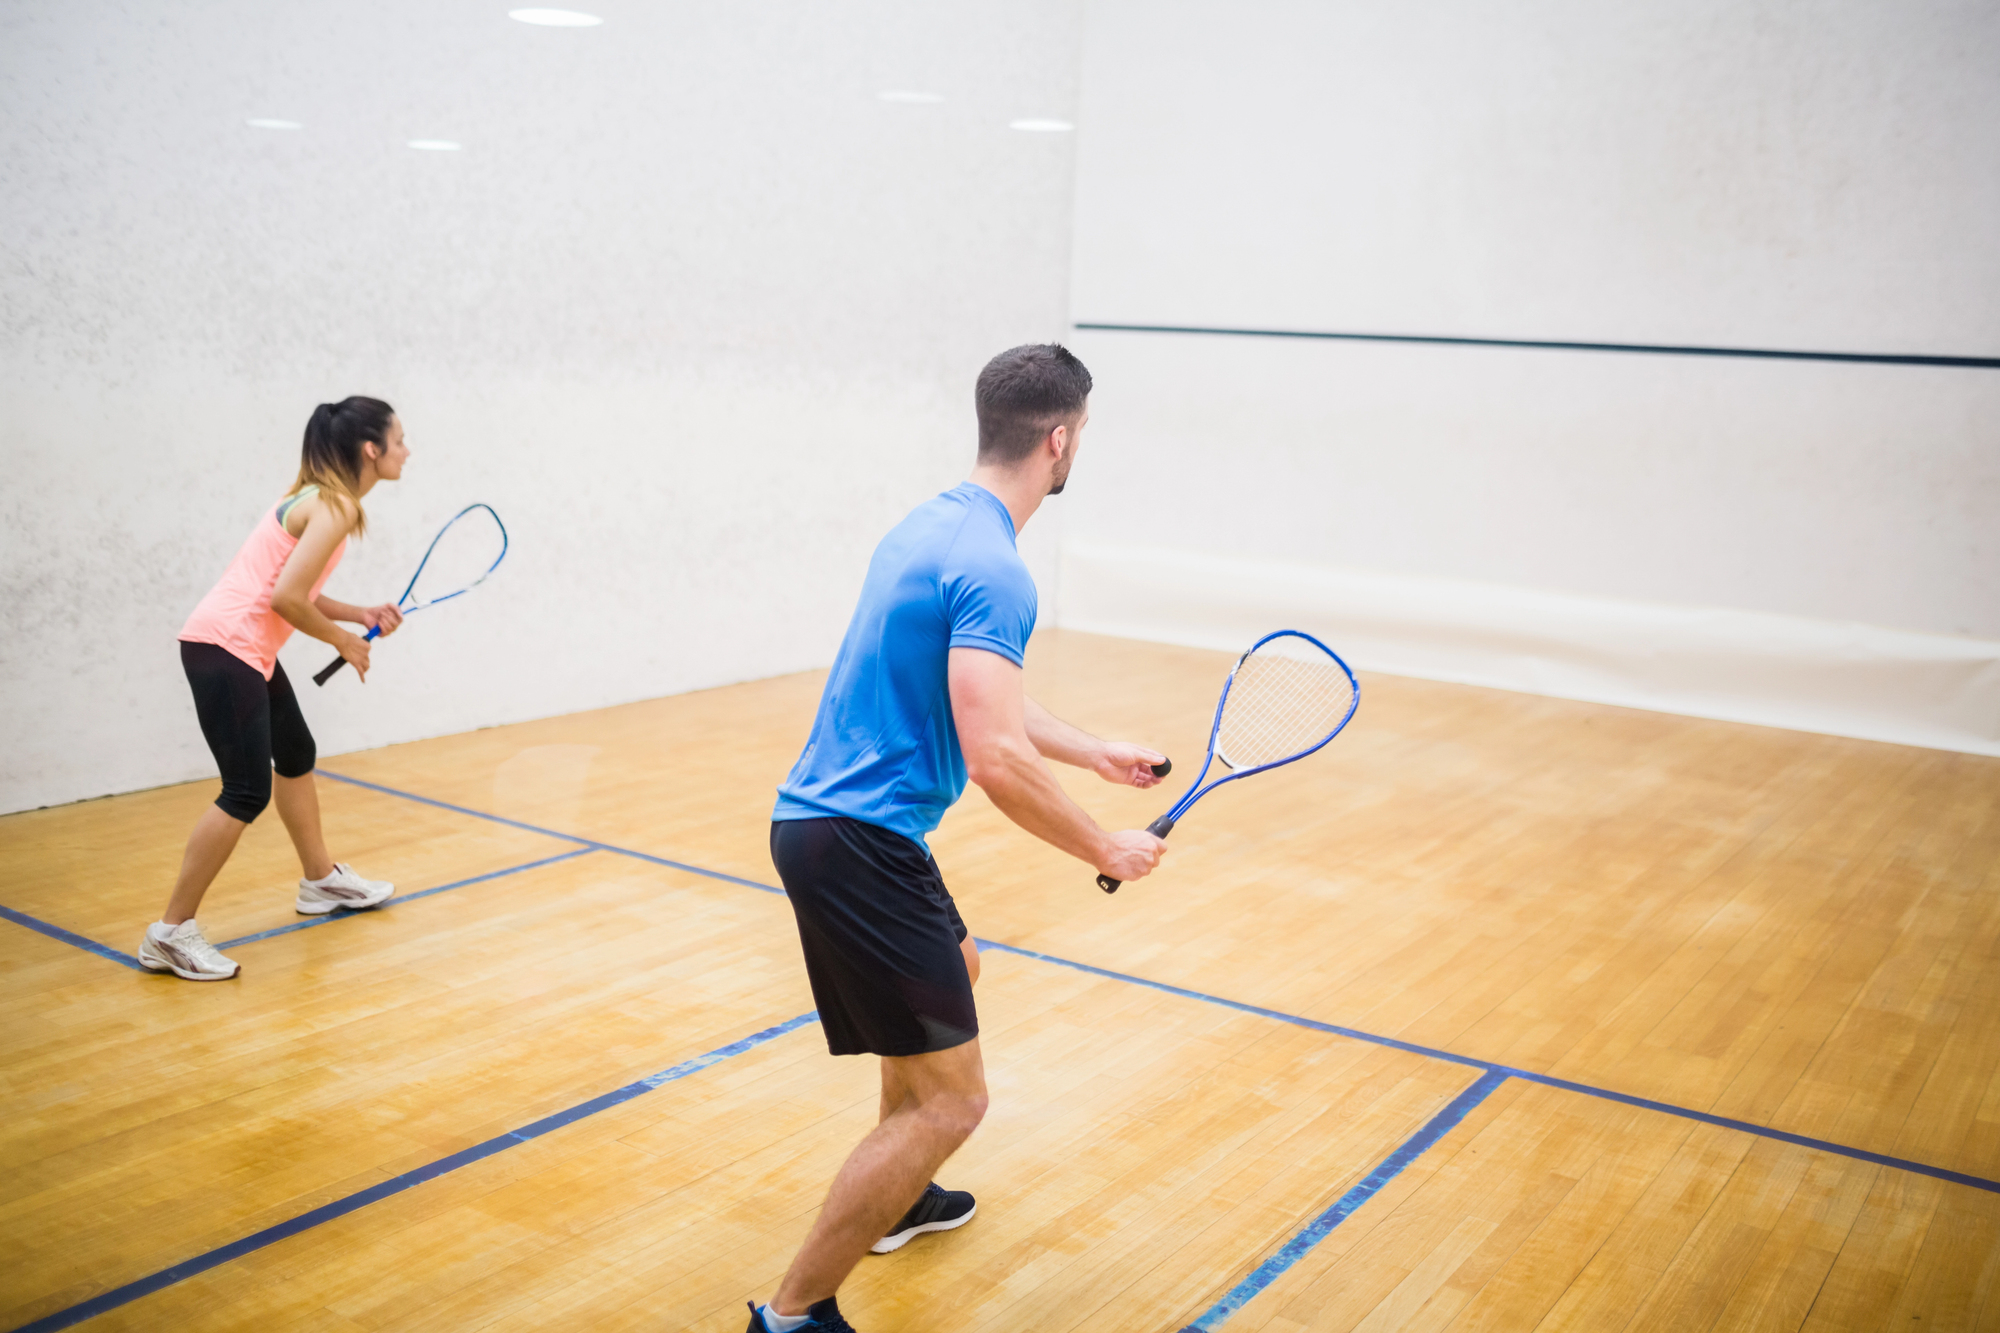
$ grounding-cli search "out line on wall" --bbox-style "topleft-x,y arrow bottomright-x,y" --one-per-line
1073,321 -> 2000,370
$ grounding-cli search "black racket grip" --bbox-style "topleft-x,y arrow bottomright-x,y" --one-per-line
1097,813 -> 1177,894
313,624 -> 382,687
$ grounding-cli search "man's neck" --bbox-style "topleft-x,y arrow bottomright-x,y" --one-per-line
966,463 -> 1046,535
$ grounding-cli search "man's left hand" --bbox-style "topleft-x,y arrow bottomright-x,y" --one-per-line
1095,742 -> 1169,788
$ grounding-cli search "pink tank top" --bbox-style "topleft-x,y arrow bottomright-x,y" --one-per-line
180,488 -> 348,679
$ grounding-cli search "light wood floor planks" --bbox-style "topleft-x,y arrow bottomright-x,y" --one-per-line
2,629 -> 1996,1331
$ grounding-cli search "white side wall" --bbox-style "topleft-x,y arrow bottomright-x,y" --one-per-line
0,0 -> 1082,813
1063,0 -> 2000,751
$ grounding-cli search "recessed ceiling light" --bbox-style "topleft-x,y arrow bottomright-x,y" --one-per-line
1009,118 -> 1074,132
509,7 -> 603,25
408,139 -> 462,151
247,118 -> 303,130
878,90 -> 944,104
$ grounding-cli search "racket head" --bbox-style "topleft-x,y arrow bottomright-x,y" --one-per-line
1209,629 -> 1359,776
399,503 -> 508,612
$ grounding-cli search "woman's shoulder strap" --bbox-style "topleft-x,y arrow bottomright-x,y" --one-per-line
275,484 -> 322,528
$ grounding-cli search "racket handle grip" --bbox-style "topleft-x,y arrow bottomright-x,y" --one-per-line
311,624 -> 384,687
1097,814 -> 1177,894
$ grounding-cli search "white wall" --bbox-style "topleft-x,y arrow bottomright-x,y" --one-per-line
0,0 -> 1083,813
1062,0 -> 2000,752
1072,0 -> 2000,355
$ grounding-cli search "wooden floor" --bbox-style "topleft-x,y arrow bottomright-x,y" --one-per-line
3,629 -> 1998,1331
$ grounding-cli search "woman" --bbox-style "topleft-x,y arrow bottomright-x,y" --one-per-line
143,397 -> 410,981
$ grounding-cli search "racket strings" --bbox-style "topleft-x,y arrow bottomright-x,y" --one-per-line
1215,648 -> 1356,769
403,505 -> 507,611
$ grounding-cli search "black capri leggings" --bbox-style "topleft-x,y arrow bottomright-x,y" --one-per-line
181,640 -> 317,823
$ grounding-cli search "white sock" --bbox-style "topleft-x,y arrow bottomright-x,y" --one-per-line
760,1305 -> 811,1332
303,866 -> 342,887
149,921 -> 180,942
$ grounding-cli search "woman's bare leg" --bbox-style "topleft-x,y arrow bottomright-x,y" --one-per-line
163,806 -> 248,925
273,771 -> 336,881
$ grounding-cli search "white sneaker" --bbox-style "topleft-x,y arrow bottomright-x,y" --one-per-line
296,863 -> 396,915
138,920 -> 241,980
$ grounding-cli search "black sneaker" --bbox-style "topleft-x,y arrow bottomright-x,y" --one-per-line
746,1296 -> 856,1331
870,1181 -> 977,1254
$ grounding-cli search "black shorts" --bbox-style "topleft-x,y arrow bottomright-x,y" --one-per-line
181,640 -> 317,823
770,816 -> 976,1058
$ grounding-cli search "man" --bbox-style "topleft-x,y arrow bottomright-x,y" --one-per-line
749,344 -> 1168,1333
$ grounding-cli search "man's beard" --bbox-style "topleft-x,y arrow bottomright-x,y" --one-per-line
1048,458 -> 1072,495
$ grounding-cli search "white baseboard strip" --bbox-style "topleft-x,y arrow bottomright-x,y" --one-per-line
1057,543 -> 2000,757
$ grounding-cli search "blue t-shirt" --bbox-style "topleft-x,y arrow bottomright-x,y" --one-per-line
773,482 -> 1038,844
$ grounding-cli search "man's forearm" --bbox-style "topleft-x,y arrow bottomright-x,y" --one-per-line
970,738 -> 1108,865
1023,697 -> 1104,770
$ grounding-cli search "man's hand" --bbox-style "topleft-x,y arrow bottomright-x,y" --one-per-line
1094,741 -> 1169,788
954,647 -> 1159,878
1097,829 -> 1166,883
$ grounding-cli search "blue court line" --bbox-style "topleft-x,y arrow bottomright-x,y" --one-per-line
317,769 -> 786,896
214,846 -> 600,949
0,906 -> 145,971
314,770 -> 2000,1198
8,1010 -> 821,1333
0,848 -> 601,969
1073,321 -> 2000,370
976,940 -> 2000,1197
9,763 -> 1996,1330
1180,1069 -> 1511,1331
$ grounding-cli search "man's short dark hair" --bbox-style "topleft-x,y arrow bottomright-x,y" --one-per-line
975,343 -> 1093,465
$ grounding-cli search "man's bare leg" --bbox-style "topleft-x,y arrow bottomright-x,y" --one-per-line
878,937 -> 980,1125
773,1038 -> 987,1315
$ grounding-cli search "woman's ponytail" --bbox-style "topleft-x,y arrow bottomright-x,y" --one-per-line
293,396 -> 394,536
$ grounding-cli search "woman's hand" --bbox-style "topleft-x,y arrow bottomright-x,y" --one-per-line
338,631 -> 373,683
362,604 -> 404,637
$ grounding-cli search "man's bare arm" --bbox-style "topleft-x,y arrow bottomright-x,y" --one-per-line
1023,697 -> 1168,788
951,648 -> 1164,883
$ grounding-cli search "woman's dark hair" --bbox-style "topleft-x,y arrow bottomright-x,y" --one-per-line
293,396 -> 395,535
975,344 -> 1093,464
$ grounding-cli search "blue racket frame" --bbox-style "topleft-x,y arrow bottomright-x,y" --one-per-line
314,503 -> 508,685
1098,629 -> 1360,892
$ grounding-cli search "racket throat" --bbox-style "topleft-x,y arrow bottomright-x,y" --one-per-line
1146,813 -> 1177,839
